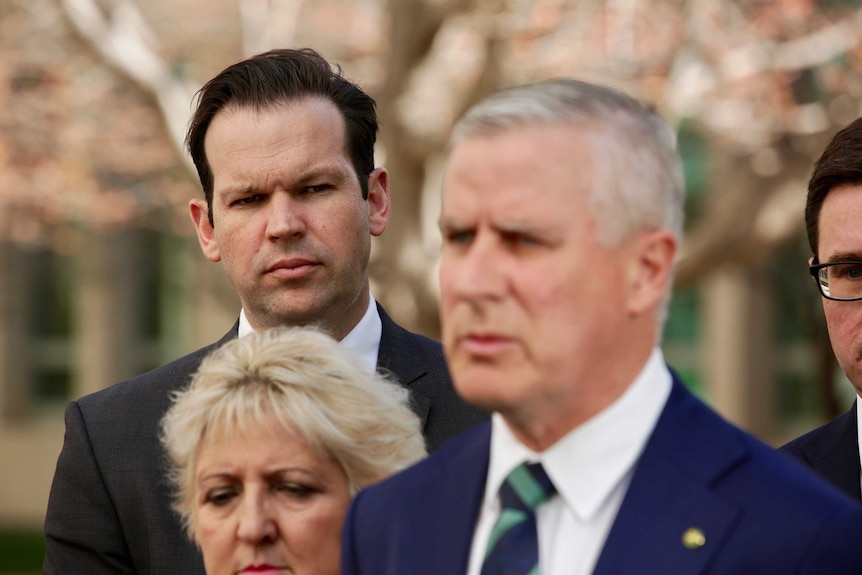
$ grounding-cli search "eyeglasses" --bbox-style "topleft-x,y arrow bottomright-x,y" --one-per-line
809,260 -> 862,301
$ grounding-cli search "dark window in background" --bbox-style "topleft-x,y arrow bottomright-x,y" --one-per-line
28,247 -> 73,402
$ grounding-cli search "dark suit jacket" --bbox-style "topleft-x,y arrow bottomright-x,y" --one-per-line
343,376 -> 862,575
43,304 -> 487,575
780,401 -> 861,501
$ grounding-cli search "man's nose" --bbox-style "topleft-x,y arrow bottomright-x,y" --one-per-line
266,193 -> 306,240
444,235 -> 507,300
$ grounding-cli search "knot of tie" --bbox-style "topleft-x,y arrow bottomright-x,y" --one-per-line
481,461 -> 556,575
499,461 -> 556,514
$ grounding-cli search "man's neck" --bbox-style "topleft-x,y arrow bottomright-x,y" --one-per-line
237,295 -> 382,373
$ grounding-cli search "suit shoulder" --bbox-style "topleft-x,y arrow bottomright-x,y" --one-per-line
401,328 -> 443,350
779,407 -> 855,462
359,423 -> 489,500
658,383 -> 856,513
726,422 -> 860,517
779,432 -> 808,459
384,319 -> 445,358
399,329 -> 446,364
74,339 -> 226,417
376,307 -> 450,385
743,441 -> 862,565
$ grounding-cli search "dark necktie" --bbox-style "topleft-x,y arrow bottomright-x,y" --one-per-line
481,461 -> 557,575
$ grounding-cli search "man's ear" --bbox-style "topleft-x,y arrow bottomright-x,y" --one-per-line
625,229 -> 677,316
366,167 -> 391,237
189,198 -> 221,263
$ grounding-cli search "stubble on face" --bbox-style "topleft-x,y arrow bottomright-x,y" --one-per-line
201,99 -> 379,339
817,184 -> 862,399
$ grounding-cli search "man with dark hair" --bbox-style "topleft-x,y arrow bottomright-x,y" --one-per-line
781,117 -> 862,502
44,48 -> 486,575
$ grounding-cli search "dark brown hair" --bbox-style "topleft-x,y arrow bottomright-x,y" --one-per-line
185,48 -> 378,225
806,117 -> 862,255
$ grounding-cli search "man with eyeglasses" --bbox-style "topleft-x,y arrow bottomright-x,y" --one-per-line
781,117 -> 862,502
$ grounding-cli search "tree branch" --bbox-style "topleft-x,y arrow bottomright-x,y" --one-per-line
57,0 -> 198,171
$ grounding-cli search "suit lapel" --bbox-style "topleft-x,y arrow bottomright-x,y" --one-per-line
376,303 -> 432,425
423,423 -> 492,574
593,379 -> 746,575
800,402 -> 861,501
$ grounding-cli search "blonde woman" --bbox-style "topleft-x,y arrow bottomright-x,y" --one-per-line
161,327 -> 425,575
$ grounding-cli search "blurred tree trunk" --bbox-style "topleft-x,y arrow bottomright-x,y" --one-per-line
35,0 -> 862,347
374,0 -> 508,337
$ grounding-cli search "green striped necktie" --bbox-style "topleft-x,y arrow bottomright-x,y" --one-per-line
481,461 -> 557,575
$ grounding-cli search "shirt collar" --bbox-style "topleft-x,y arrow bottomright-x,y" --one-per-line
237,294 -> 382,374
484,348 -> 673,521
339,293 -> 382,373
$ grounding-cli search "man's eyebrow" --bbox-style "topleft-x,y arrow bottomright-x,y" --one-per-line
824,252 -> 862,263
438,219 -> 538,232
216,165 -> 354,196
216,184 -> 257,198
493,220 -> 536,234
295,164 -> 353,182
438,218 -> 470,231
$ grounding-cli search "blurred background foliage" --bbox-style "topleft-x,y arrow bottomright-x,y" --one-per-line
2,0 -> 862,570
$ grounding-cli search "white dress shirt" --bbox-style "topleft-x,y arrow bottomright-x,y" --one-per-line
466,348 -> 673,575
237,294 -> 382,373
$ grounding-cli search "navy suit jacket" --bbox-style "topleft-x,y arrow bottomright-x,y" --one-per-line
343,376 -> 862,575
44,304 -> 487,575
780,401 -> 861,501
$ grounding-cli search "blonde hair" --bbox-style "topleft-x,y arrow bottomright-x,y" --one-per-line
160,327 -> 426,538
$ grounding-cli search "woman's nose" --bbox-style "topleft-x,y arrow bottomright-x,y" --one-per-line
236,494 -> 277,545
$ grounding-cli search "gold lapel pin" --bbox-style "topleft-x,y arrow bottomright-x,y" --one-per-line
682,527 -> 706,549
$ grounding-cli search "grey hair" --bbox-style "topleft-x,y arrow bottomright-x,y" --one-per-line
452,78 -> 685,332
160,326 -> 426,539
452,78 -> 684,247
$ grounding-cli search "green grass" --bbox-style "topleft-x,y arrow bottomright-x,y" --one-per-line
0,529 -> 43,573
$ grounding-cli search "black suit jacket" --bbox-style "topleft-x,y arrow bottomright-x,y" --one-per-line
780,400 -> 861,501
43,304 -> 487,575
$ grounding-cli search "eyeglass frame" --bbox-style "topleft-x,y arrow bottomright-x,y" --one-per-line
809,257 -> 862,301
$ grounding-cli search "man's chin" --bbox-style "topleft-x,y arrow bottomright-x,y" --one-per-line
247,304 -> 330,330
452,371 -> 517,413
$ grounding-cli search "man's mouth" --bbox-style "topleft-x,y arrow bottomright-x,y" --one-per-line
266,258 -> 319,279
